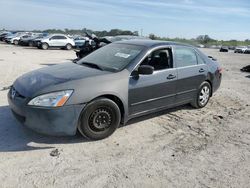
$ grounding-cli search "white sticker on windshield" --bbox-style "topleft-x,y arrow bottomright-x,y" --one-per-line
115,52 -> 131,58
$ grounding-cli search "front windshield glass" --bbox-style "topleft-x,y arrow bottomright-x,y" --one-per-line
77,43 -> 144,71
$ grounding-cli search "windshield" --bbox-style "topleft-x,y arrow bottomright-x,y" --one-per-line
77,43 -> 144,72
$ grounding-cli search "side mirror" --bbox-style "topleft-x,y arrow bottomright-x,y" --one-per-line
138,65 -> 154,75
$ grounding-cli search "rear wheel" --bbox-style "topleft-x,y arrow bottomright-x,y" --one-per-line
191,81 -> 211,108
78,98 -> 121,140
41,43 -> 49,50
65,43 -> 72,50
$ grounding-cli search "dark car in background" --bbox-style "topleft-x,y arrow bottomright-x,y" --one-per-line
8,40 -> 222,140
219,46 -> 229,52
19,33 -> 48,46
0,31 -> 12,41
74,36 -> 91,48
1,32 -> 18,42
244,49 -> 250,54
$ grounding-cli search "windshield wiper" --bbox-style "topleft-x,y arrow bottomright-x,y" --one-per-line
80,62 -> 103,71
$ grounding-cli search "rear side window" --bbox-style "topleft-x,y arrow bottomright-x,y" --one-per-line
175,47 -> 198,67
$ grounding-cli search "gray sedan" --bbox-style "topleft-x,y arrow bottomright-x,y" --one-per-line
8,40 -> 222,140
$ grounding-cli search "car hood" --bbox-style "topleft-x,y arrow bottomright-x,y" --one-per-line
13,62 -> 110,97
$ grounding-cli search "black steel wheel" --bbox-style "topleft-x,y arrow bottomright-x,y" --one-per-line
78,98 -> 121,140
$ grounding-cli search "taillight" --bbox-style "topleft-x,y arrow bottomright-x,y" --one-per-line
218,67 -> 222,74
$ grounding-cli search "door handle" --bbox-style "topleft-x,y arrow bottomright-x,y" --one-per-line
167,74 -> 176,80
199,68 -> 205,73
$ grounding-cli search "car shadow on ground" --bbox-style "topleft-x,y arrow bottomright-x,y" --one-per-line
0,105 -> 87,152
0,104 -> 194,152
40,63 -> 58,66
246,75 -> 250,79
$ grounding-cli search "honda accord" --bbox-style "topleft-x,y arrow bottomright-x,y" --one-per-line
8,40 -> 222,140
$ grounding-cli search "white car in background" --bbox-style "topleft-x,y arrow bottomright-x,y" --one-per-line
5,32 -> 24,44
37,34 -> 75,50
234,46 -> 248,53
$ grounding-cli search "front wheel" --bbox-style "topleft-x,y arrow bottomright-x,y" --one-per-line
78,98 -> 121,140
13,40 -> 19,45
191,81 -> 211,108
28,41 -> 33,47
41,43 -> 49,50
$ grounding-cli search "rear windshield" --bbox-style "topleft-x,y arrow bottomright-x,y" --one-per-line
77,43 -> 144,72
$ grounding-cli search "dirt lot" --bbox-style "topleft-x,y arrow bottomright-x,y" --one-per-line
0,42 -> 249,188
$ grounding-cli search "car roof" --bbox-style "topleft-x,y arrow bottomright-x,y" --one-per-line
48,33 -> 67,37
115,39 -> 193,48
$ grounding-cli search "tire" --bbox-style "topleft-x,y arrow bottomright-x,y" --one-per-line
28,41 -> 33,47
65,43 -> 72,50
41,43 -> 49,50
78,98 -> 121,140
191,81 -> 212,108
13,40 -> 19,45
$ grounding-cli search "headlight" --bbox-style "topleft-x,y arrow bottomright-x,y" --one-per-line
28,90 -> 73,107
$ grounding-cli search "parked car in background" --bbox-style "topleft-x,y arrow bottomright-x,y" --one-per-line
3,32 -> 18,43
8,40 -> 222,140
75,34 -> 149,59
19,33 -> 48,46
11,34 -> 33,45
228,46 -> 236,50
0,31 -> 12,41
219,46 -> 229,52
37,34 -> 75,50
104,35 -> 150,43
244,47 -> 250,54
74,36 -> 91,48
196,44 -> 205,48
5,32 -> 27,44
234,46 -> 247,53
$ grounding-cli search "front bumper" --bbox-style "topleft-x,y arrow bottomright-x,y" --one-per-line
7,89 -> 85,136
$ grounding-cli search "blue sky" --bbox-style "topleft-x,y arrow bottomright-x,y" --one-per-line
0,0 -> 250,40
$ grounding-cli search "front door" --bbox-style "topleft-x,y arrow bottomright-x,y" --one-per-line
128,48 -> 177,116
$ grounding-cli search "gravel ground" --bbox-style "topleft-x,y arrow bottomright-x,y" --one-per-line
0,42 -> 249,188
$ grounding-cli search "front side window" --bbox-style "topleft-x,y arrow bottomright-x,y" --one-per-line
50,36 -> 58,40
140,48 -> 172,71
175,47 -> 198,67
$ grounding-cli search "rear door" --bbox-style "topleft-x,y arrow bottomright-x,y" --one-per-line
174,46 -> 207,103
